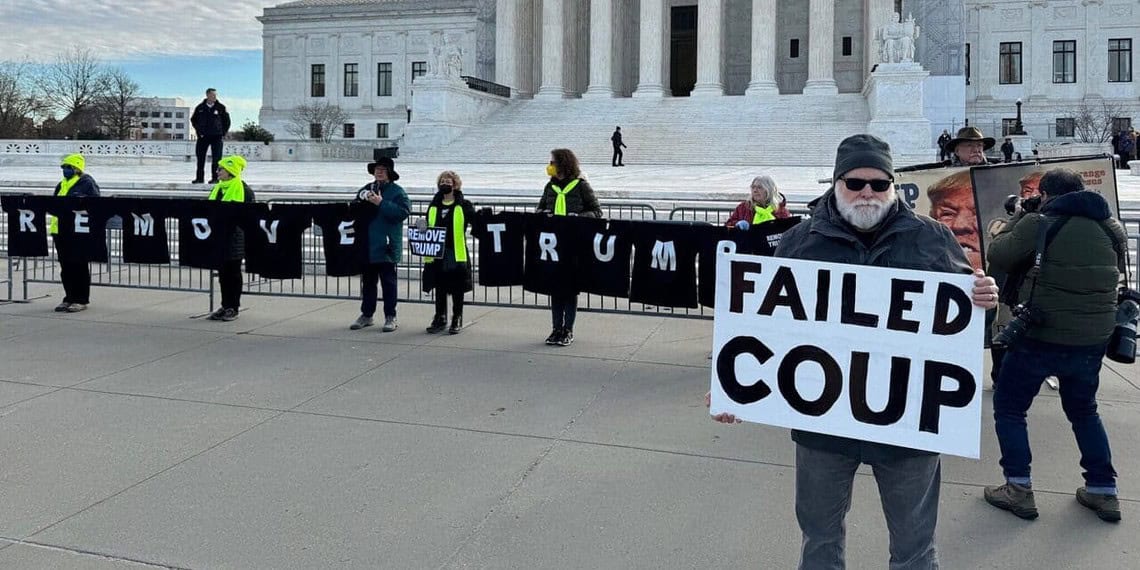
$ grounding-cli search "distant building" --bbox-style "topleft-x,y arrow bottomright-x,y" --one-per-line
129,97 -> 193,140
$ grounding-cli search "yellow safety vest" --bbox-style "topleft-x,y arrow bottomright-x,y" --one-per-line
48,175 -> 81,235
208,178 -> 246,202
551,179 -> 580,216
752,204 -> 776,225
426,202 -> 467,263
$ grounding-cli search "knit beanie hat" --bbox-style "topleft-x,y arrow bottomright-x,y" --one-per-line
61,153 -> 85,172
833,134 -> 893,182
218,155 -> 247,177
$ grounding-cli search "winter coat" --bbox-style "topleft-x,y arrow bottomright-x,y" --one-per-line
937,133 -> 952,150
53,173 -> 100,198
774,189 -> 973,460
987,191 -> 1127,346
536,177 -> 603,217
422,190 -> 476,294
611,131 -> 626,148
725,196 -> 792,227
1001,141 -> 1015,158
354,180 -> 411,265
191,100 -> 231,139
209,181 -> 254,261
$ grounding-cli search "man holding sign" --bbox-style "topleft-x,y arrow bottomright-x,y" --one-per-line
709,135 -> 999,569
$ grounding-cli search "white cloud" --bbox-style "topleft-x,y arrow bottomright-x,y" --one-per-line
0,1 -> 280,61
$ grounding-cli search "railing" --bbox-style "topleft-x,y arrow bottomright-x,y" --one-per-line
461,76 -> 511,98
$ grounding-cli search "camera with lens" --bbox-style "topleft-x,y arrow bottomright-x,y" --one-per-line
1003,195 -> 1042,216
994,303 -> 1045,347
1106,288 -> 1140,364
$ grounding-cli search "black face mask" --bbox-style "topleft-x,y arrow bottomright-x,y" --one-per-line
439,184 -> 454,194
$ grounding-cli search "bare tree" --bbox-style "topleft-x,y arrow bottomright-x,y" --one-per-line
285,102 -> 349,143
1070,99 -> 1126,144
0,61 -> 47,138
94,68 -> 143,139
35,47 -> 110,132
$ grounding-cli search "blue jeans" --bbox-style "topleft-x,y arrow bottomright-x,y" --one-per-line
994,338 -> 1117,491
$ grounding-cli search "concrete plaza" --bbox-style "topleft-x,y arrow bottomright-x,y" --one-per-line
0,267 -> 1137,569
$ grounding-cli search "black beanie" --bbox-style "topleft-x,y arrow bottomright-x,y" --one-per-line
833,134 -> 894,182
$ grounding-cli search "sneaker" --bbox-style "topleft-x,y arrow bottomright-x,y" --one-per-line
382,316 -> 398,332
426,315 -> 447,334
54,301 -> 70,312
350,315 -> 374,330
556,328 -> 574,346
220,308 -> 239,322
207,308 -> 227,321
545,328 -> 561,345
448,315 -> 463,335
65,303 -> 88,313
984,482 -> 1038,520
1076,487 -> 1122,522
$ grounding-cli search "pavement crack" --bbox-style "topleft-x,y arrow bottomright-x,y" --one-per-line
0,537 -> 193,569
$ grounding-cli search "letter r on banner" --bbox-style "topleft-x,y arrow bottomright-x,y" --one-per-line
338,221 -> 355,245
132,213 -> 155,237
487,223 -> 506,253
650,240 -> 677,271
192,218 -> 212,240
260,219 -> 280,244
18,210 -> 35,232
74,210 -> 90,234
539,232 -> 559,262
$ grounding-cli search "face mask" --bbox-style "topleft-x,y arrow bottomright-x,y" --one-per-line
545,164 -> 557,177
439,184 -> 453,194
61,166 -> 76,179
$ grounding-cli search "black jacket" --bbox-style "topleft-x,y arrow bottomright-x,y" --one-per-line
422,190 -> 476,294
54,173 -> 100,198
611,131 -> 626,148
191,100 -> 231,139
537,177 -> 603,218
211,181 -> 254,261
1001,142 -> 1015,157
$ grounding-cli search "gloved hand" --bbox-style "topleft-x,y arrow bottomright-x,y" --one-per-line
735,220 -> 751,231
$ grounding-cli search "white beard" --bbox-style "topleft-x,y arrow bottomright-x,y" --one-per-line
836,191 -> 896,231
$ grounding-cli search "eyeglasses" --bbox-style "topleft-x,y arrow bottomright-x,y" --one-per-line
839,177 -> 894,192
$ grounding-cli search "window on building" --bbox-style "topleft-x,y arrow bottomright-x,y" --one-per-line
1112,117 -> 1132,133
1110,38 -> 1132,82
377,123 -> 389,139
343,123 -> 355,138
163,122 -> 172,129
377,62 -> 393,96
344,63 -> 359,97
176,112 -> 184,118
140,122 -> 148,128
1053,40 -> 1077,83
842,37 -> 852,57
163,111 -> 172,118
310,123 -> 322,140
412,61 -> 427,81
174,134 -> 185,140
311,64 -> 326,97
790,39 -> 800,59
1056,118 -> 1076,137
151,111 -> 161,118
176,123 -> 184,129
999,42 -> 1022,84
1002,118 -> 1019,137
965,43 -> 971,85
140,133 -> 148,139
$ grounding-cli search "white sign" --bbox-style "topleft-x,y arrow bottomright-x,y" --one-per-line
407,226 -> 446,258
709,248 -> 984,458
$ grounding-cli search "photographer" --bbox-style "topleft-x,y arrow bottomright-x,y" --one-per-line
983,168 -> 1128,523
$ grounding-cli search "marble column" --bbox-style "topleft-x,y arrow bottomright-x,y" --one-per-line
262,36 -> 275,110
746,0 -> 778,96
584,0 -> 616,97
1028,1 -> 1049,100
691,0 -> 725,96
1083,0 -> 1104,98
974,3 -> 995,100
803,0 -> 837,94
536,0 -> 568,98
495,0 -> 518,91
634,0 -> 667,97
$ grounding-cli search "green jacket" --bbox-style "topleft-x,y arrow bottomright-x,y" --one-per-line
987,191 -> 1127,346
354,181 -> 411,264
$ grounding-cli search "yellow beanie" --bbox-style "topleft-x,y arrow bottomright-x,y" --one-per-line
61,154 -> 85,172
218,155 -> 247,177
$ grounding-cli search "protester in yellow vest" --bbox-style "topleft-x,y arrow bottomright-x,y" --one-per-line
206,155 -> 255,322
423,170 -> 476,334
51,154 -> 101,313
536,148 -> 602,347
725,174 -> 792,230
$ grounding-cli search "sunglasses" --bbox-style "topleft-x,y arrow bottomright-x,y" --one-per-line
839,177 -> 894,192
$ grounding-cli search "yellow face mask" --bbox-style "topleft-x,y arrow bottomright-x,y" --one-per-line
545,164 -> 557,177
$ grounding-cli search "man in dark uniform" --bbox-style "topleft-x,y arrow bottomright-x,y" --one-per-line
191,88 -> 231,184
611,126 -> 627,167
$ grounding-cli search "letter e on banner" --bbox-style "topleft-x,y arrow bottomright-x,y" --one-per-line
338,221 -> 355,245
74,210 -> 90,234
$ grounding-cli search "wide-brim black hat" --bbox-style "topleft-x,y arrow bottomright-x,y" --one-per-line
947,126 -> 996,152
367,157 -> 399,181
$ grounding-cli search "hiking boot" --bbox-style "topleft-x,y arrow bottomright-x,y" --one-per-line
54,301 -> 71,312
220,308 -> 239,322
448,315 -> 463,335
206,308 -> 226,321
1077,487 -> 1122,522
556,328 -> 574,346
426,314 -> 447,334
191,178 -> 204,184
382,316 -> 398,332
350,315 -> 374,330
65,303 -> 88,313
984,482 -> 1038,520
545,328 -> 561,345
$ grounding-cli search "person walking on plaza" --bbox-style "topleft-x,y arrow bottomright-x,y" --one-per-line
937,129 -> 952,162
350,157 -> 411,332
191,88 -> 231,184
725,174 -> 791,230
50,153 -> 100,313
206,155 -> 254,322
983,169 -> 1128,523
423,170 -> 475,335
710,134 -> 999,569
537,148 -> 602,346
611,126 -> 627,167
1001,137 -> 1015,163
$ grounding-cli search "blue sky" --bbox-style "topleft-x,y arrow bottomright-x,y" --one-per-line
2,0 -> 278,127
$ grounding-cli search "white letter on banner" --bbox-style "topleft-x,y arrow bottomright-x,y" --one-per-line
18,210 -> 35,232
260,219 -> 280,244
132,213 -> 155,237
338,221 -> 355,245
487,223 -> 506,253
650,240 -> 677,271
594,234 -> 616,262
539,232 -> 559,262
192,218 -> 212,240
74,210 -> 90,234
